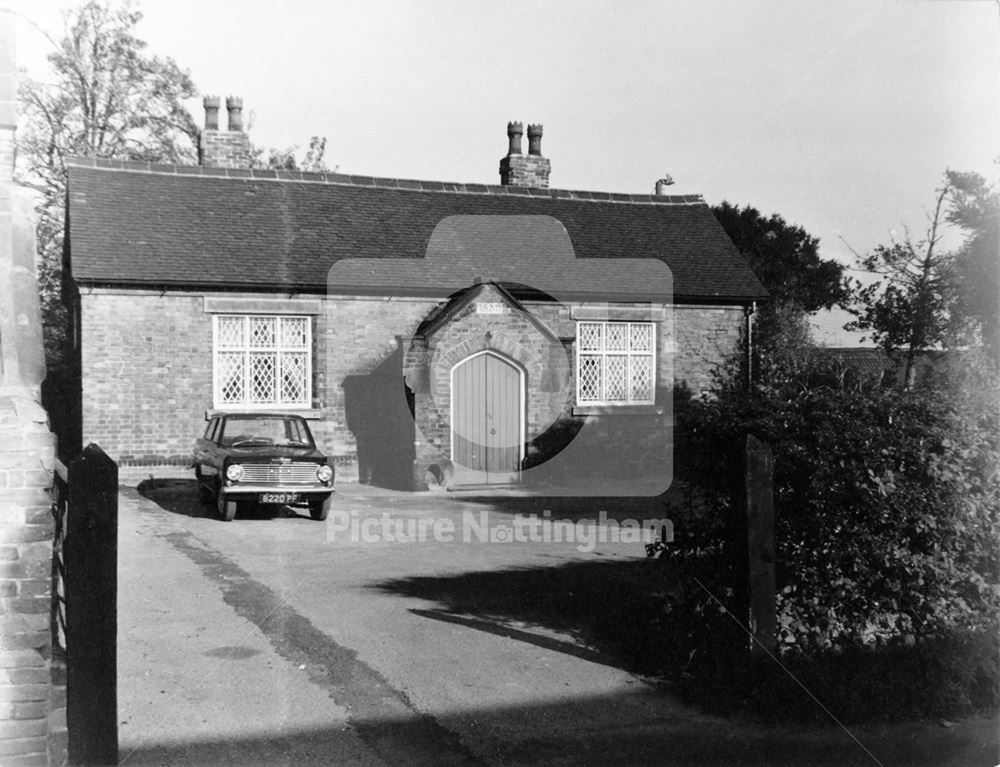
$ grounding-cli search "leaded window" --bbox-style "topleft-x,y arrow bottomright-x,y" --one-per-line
213,315 -> 311,408
576,321 -> 655,405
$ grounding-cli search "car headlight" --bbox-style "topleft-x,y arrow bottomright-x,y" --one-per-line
316,464 -> 334,483
226,463 -> 244,482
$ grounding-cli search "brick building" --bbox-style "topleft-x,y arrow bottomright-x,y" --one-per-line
62,99 -> 766,491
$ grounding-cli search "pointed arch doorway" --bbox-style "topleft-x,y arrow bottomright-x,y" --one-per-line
450,351 -> 524,486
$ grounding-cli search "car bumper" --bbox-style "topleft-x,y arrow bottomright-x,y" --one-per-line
220,484 -> 333,500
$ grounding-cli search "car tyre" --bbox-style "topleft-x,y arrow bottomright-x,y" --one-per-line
217,483 -> 238,522
309,496 -> 331,521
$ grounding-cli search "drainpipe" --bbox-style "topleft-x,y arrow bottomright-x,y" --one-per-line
744,301 -> 756,389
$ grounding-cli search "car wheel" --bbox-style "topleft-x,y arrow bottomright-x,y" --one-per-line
309,496 -> 331,521
217,483 -> 238,522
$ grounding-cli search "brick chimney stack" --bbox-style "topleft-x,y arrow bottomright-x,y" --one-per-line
499,121 -> 550,188
198,95 -> 253,168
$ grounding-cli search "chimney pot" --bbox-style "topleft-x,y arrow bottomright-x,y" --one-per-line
203,95 -> 220,130
654,175 -> 675,195
506,121 -> 523,155
226,96 -> 244,132
527,124 -> 543,156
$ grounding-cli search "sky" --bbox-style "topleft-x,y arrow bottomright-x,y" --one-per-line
8,0 -> 999,345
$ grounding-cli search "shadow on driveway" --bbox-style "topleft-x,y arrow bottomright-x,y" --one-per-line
374,557 -> 679,671
444,492 -> 678,524
118,697 -> 1000,767
136,478 -> 315,522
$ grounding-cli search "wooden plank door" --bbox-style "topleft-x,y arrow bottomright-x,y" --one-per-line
452,353 -> 521,485
483,353 -> 520,483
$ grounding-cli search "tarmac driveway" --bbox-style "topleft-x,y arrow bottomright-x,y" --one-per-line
117,480 -> 999,767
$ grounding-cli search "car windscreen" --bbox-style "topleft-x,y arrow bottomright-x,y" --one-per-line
218,418 -> 315,448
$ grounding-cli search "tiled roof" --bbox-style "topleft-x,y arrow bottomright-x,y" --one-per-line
65,157 -> 768,302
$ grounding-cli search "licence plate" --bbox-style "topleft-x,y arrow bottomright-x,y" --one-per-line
260,493 -> 299,504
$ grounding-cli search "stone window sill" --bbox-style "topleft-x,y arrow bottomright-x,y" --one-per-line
205,408 -> 322,420
571,404 -> 665,416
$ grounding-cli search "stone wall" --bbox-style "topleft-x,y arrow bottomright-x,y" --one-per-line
673,304 -> 745,396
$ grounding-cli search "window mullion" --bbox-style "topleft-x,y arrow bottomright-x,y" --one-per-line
212,316 -> 218,407
600,347 -> 607,404
629,322 -> 636,404
243,316 -> 251,408
596,349 -> 602,403
576,337 -> 582,403
597,330 -> 603,403
274,319 -> 280,405
275,348 -> 282,405
626,351 -> 632,404
278,318 -> 285,406
304,321 -> 311,405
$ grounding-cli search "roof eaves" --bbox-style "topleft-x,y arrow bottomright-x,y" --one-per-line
76,276 -> 762,305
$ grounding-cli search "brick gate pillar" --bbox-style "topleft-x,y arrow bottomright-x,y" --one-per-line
0,9 -> 62,766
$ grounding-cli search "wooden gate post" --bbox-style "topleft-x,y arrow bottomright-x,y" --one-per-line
65,444 -> 118,765
739,434 -> 776,657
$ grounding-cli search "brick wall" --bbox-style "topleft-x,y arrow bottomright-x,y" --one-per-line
78,288 -> 743,486
77,289 -> 439,482
318,295 -> 436,482
79,291 -> 213,467
0,398 -> 58,767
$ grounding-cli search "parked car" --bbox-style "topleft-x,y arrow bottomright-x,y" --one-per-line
193,413 -> 334,522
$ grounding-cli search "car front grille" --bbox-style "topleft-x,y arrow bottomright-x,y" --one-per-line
240,463 -> 319,485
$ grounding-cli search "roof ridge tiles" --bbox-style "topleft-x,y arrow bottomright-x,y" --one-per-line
64,155 -> 706,206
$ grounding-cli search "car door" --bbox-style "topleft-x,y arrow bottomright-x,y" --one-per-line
194,417 -> 221,479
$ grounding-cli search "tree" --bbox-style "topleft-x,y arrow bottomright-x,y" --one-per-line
712,202 -> 848,370
713,202 -> 848,313
945,168 -> 1000,370
17,0 -> 332,370
254,135 -> 331,172
17,0 -> 198,369
845,180 -> 953,388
